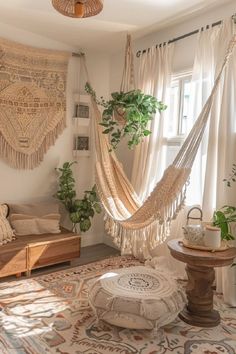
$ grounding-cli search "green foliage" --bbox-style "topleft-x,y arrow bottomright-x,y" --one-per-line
213,205 -> 236,241
214,164 -> 236,250
223,163 -> 236,187
85,82 -> 167,150
54,162 -> 102,232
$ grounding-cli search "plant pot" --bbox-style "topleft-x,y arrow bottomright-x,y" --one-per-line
114,108 -> 126,126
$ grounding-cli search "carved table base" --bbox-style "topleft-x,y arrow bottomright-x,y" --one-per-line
168,239 -> 236,328
179,306 -> 220,327
179,264 -> 220,327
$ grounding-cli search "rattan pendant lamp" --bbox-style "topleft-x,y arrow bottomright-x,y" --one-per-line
52,0 -> 103,18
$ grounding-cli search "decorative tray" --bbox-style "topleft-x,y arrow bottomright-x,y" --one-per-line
180,239 -> 229,252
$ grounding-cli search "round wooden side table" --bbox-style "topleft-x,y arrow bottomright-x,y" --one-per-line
168,239 -> 236,328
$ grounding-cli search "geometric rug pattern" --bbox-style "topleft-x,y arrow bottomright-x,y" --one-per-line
0,255 -> 235,354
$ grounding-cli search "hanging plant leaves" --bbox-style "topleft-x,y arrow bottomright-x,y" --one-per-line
85,82 -> 167,150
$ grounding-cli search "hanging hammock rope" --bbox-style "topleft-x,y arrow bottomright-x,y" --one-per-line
120,34 -> 136,92
81,35 -> 236,257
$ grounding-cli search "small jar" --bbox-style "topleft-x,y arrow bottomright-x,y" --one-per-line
204,225 -> 221,249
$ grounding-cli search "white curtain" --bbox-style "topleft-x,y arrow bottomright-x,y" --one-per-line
189,19 -> 236,300
130,19 -> 236,278
130,44 -> 187,274
131,44 -> 174,201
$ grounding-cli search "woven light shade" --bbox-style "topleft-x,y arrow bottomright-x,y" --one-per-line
52,0 -> 103,18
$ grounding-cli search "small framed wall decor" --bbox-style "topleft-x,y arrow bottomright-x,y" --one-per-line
75,103 -> 90,118
74,136 -> 89,151
72,94 -> 91,157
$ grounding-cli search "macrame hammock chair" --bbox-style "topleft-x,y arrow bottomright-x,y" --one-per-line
82,35 -> 236,258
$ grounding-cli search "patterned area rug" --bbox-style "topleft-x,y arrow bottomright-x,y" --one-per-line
0,256 -> 235,354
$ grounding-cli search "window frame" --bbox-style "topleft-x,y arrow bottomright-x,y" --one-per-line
166,70 -> 192,146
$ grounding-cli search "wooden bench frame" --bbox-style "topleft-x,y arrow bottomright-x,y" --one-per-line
0,228 -> 81,278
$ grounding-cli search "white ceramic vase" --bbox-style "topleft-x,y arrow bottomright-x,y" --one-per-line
204,225 -> 221,248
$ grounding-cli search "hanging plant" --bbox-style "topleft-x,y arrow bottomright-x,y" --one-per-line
85,82 -> 167,150
54,161 -> 102,232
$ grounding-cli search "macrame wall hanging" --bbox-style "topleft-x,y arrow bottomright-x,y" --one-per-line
0,37 -> 70,169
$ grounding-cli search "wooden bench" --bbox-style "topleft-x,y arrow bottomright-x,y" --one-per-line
0,228 -> 81,278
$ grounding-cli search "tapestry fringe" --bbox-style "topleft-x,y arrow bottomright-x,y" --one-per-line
0,36 -> 69,169
0,119 -> 66,169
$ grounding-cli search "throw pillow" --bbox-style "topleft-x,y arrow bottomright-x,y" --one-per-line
9,202 -> 60,217
8,202 -> 61,236
0,204 -> 15,245
9,213 -> 61,236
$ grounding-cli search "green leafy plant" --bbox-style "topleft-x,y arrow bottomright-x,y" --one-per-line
54,161 -> 102,232
85,82 -> 167,150
223,163 -> 236,267
213,206 -> 236,241
223,163 -> 236,187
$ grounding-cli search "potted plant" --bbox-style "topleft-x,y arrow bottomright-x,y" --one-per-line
85,82 -> 167,150
223,163 -> 236,270
212,206 -> 236,241
54,161 -> 102,232
209,164 -> 236,241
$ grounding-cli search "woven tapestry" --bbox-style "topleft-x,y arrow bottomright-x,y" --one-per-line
0,38 -> 70,169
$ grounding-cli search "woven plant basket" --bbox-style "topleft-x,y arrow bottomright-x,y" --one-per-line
114,108 -> 126,126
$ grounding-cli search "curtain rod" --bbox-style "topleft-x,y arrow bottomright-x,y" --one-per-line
136,14 -> 236,58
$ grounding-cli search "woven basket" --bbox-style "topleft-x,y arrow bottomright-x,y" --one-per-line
114,108 -> 126,126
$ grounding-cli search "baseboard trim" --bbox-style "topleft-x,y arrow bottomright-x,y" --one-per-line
80,233 -> 103,247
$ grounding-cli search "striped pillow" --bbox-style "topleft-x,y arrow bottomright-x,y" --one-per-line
0,204 -> 15,245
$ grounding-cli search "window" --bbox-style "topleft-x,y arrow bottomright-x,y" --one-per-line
166,72 -> 192,138
165,71 -> 192,167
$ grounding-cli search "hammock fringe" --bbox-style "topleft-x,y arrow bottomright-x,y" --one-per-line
103,178 -> 189,257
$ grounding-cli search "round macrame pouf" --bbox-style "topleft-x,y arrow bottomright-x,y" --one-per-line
88,266 -> 186,335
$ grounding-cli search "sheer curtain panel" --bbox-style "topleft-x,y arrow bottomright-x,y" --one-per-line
131,44 -> 174,201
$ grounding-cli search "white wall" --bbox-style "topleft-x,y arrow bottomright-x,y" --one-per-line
0,22 -> 110,247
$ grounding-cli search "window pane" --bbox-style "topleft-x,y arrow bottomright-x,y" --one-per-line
179,79 -> 191,135
166,82 -> 179,137
164,73 -> 192,171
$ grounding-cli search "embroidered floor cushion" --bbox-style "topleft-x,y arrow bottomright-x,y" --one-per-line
88,266 -> 186,335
